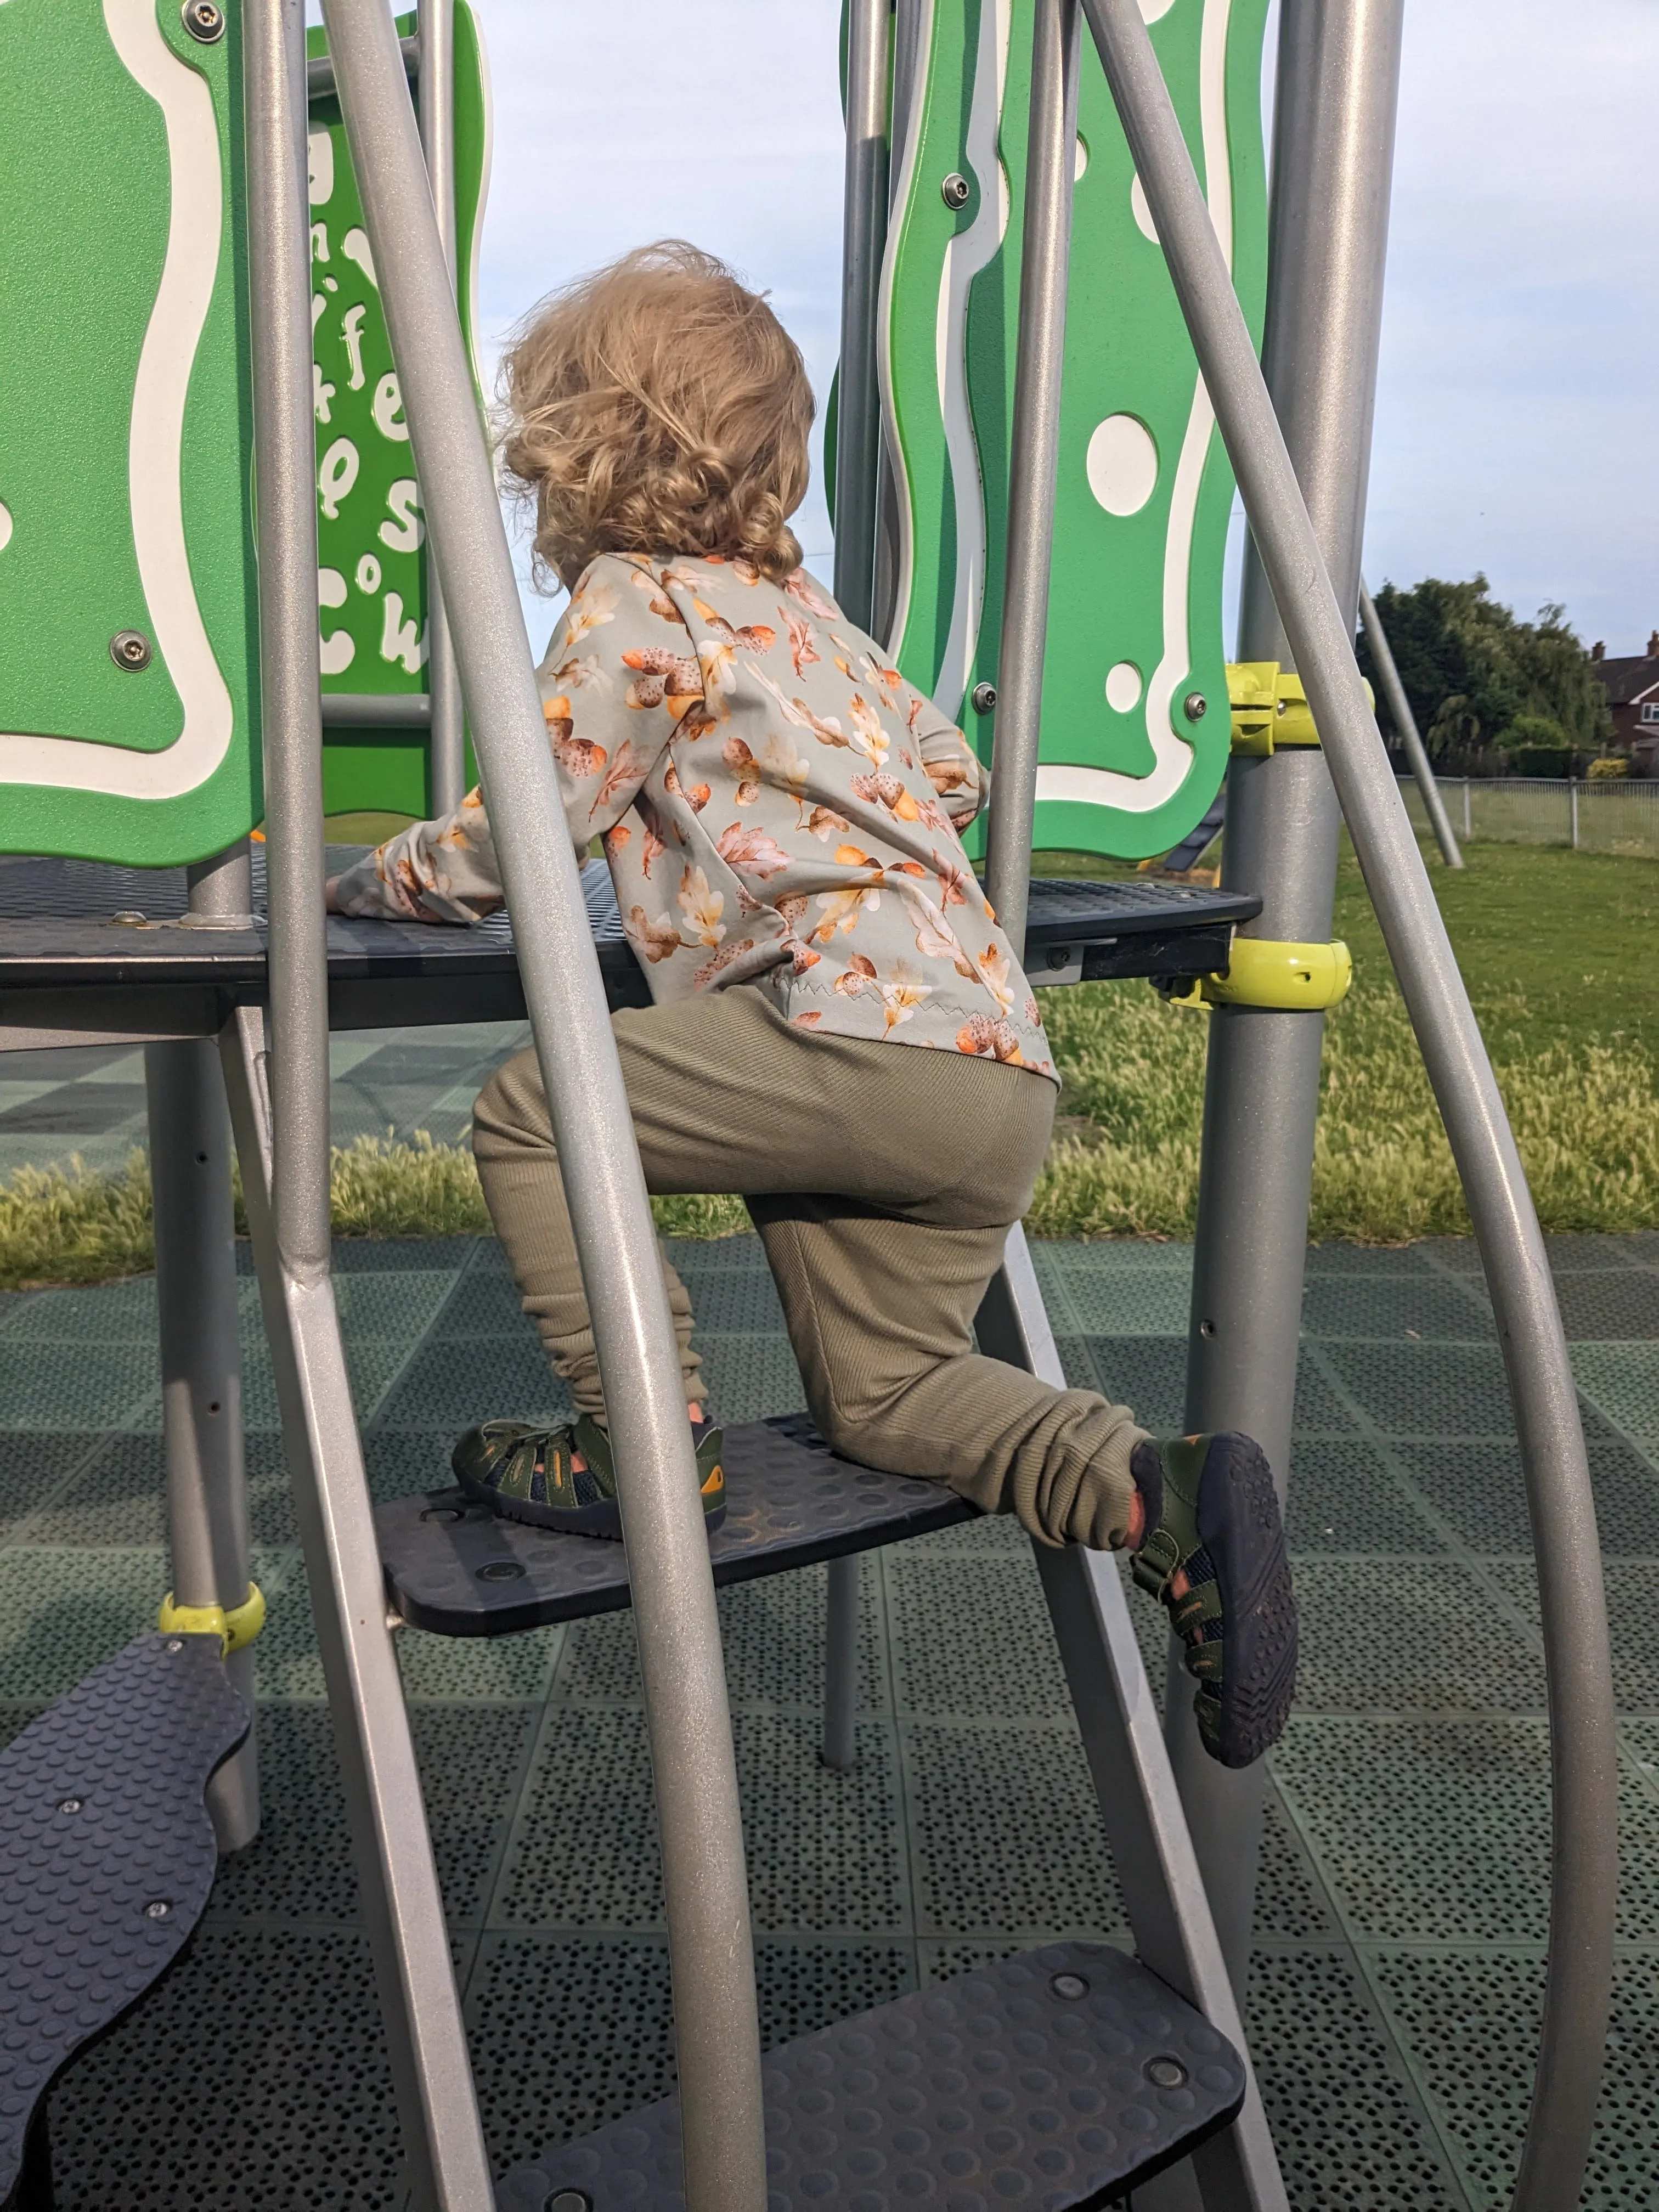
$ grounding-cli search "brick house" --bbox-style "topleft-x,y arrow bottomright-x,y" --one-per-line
1590,632 -> 1659,772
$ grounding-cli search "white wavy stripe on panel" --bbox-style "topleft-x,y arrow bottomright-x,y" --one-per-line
876,0 -> 936,660
0,0 -> 232,799
930,0 -> 1011,715
1038,0 -> 1233,817
464,2 -> 494,394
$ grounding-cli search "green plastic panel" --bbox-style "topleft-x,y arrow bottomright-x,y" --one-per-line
880,0 -> 1269,860
0,0 -> 259,866
307,4 -> 489,817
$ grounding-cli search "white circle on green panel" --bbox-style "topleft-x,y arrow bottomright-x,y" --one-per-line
1086,416 -> 1159,516
1130,175 -> 1158,242
1074,134 -> 1089,182
1104,662 -> 1143,714
0,501 -> 12,554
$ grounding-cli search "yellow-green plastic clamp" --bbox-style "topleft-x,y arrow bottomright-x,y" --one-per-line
157,1582 -> 266,1657
1226,663 -> 1374,755
1159,937 -> 1353,1014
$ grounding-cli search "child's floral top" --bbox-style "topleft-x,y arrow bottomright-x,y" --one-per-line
334,554 -> 1054,1080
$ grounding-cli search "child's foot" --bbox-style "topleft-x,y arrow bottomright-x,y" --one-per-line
452,1411 -> 725,1539
1128,1433 -> 1296,1769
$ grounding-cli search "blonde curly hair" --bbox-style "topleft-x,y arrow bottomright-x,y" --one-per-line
499,241 -> 814,590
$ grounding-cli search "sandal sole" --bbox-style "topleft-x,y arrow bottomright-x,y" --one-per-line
455,1471 -> 725,1542
1195,1434 -> 1297,1768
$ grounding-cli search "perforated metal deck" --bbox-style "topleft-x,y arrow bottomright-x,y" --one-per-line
0,1632 -> 249,2203
379,1414 -> 975,1636
493,1942 -> 1246,2211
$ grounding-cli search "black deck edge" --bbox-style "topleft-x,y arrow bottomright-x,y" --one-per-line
493,1940 -> 1248,2210
379,1413 -> 975,1638
0,1632 -> 249,2208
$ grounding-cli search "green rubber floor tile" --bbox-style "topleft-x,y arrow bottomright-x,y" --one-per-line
1288,1559 -> 1545,1713
1392,1435 -> 1659,1557
1555,1270 -> 1659,1341
902,1720 -> 1126,1935
0,1545 -> 163,1702
663,1232 -> 770,1273
1284,1438 -> 1448,1555
1034,1244 -> 1194,1337
1571,1340 -> 1659,1451
0,1432 -> 108,1544
891,1510 -> 1029,1558
1054,1335 -> 1186,1427
427,1264 -> 537,1340
48,1925 -> 401,2211
672,1265 -> 789,1335
369,1336 -> 572,1432
463,1934 -> 676,2171
0,1342 -> 156,1430
1369,1950 -> 1659,2212
693,1333 -> 808,1425
397,1618 -> 565,1706
24,1431 -> 168,1545
0,1701 -> 47,1752
1320,1340 -> 1519,1435
1536,1233 -> 1650,1272
208,1702 -> 535,1928
1308,1242 -> 1443,1276
362,1426 -> 476,1505
1251,1792 -> 1338,1940
552,1565 -> 885,1716
1244,1950 -> 1464,2211
329,1268 -> 464,1341
886,1550 -> 1075,1720
1271,1716 -> 1659,1944
333,1233 -> 482,1273
0,1277 -> 160,1343
1486,1556 -> 1659,1712
735,1712 -> 907,1931
1301,1274 -> 1492,1345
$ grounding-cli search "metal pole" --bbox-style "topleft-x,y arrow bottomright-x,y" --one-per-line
1359,578 -> 1462,866
834,0 -> 891,631
820,1553 -> 861,1771
416,0 -> 467,815
983,0 -> 1080,955
320,10 -> 768,2208
1081,3 -> 1619,2201
149,849 -> 258,1853
1463,776 -> 1472,840
1150,0 -> 1406,2000
246,5 -> 494,2205
1570,777 -> 1580,850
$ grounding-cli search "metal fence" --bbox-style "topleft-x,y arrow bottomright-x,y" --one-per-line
1398,776 -> 1659,860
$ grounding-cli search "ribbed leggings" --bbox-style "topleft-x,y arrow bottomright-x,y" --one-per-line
470,985 -> 1146,1549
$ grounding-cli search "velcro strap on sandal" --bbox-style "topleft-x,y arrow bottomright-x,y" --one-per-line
1182,1639 -> 1224,1684
1169,1580 -> 1222,1638
1130,1532 -> 1183,1600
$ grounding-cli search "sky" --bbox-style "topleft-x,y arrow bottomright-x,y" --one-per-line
343,0 -> 1658,662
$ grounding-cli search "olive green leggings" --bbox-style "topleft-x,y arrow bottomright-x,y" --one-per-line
470,986 -> 1146,1549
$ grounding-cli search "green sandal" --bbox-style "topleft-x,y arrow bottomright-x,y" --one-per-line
1130,1432 -> 1296,1769
452,1412 -> 725,1539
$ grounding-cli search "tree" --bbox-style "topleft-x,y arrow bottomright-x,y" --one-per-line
1356,576 -> 1610,770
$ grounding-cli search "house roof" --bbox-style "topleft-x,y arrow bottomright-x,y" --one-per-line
1593,654 -> 1659,706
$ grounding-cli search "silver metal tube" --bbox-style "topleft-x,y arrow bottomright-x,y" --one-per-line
1082,2 -> 1619,2199
1463,776 -> 1472,840
982,0 -> 1080,956
321,691 -> 433,729
307,30 -> 419,102
417,0 -> 467,816
834,0 -> 891,631
1167,0 -> 1406,1999
820,1554 -> 861,1771
1359,578 -> 1462,867
320,10 -> 767,2207
246,8 -> 494,2205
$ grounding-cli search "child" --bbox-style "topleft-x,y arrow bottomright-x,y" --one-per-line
329,241 -> 1295,1768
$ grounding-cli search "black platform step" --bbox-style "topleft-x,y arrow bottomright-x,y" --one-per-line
379,1414 -> 974,1637
0,1632 -> 249,2208
494,1941 -> 1246,2211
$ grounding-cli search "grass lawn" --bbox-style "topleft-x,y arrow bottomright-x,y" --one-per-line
2,838 -> 1653,1283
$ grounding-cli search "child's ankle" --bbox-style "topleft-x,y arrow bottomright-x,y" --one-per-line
1127,1438 -> 1163,1549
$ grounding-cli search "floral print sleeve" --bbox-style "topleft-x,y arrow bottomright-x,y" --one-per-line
334,552 -> 1053,1082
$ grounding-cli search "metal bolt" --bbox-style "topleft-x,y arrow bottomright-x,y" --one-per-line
1049,1971 -> 1089,2001
162,1637 -> 184,1653
110,629 -> 153,672
544,2194 -> 592,2212
970,680 -> 998,715
182,0 -> 225,40
57,1798 -> 83,1815
941,172 -> 971,211
112,910 -> 148,926
1146,2056 -> 1188,2090
477,1560 -> 526,1582
143,1899 -> 172,1921
1182,689 -> 1208,721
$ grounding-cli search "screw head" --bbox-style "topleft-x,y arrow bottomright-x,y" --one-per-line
57,1797 -> 83,1815
162,1637 -> 184,1653
1182,689 -> 1208,721
970,680 -> 998,715
1049,1971 -> 1089,2001
143,1898 -> 172,1921
1146,2055 -> 1189,2090
421,1505 -> 465,1525
182,0 -> 225,40
544,2194 -> 592,2212
110,629 -> 153,672
940,172 -> 971,211
477,1560 -> 526,1582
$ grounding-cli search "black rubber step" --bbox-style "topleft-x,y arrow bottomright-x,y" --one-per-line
379,1414 -> 974,1637
0,1632 -> 249,2208
493,1940 -> 1246,2210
